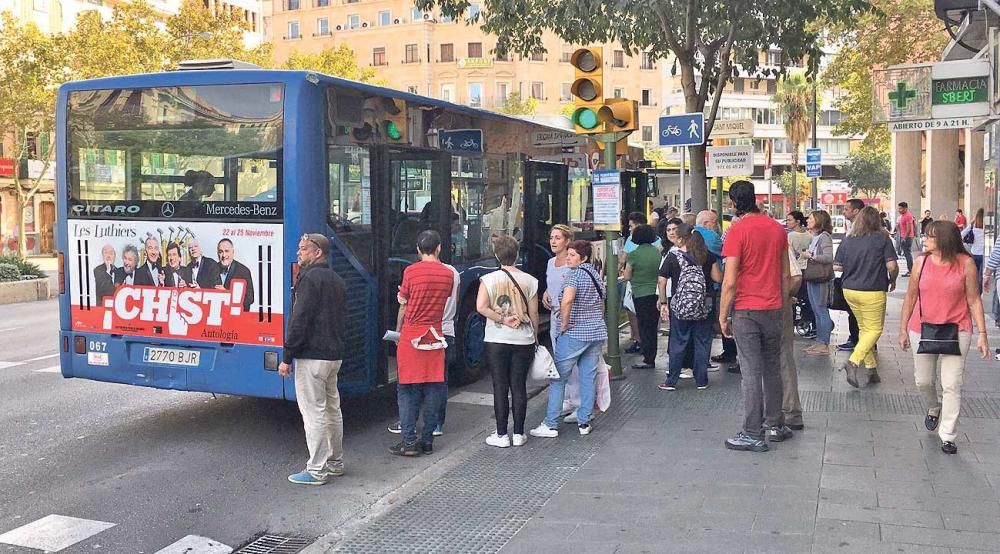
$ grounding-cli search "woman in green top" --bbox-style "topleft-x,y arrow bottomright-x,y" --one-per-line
623,224 -> 663,369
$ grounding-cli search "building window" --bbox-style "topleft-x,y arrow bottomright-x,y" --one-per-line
440,12 -> 453,22
767,79 -> 777,95
33,0 -> 49,11
767,49 -> 782,66
613,50 -> 625,68
641,51 -> 654,70
821,110 -> 843,126
495,50 -> 509,62
613,87 -> 624,98
561,45 -> 574,63
530,50 -> 544,62
441,84 -> 455,102
440,43 -> 454,62
468,83 -> 483,107
641,89 -> 651,106
497,82 -> 510,104
467,42 -> 482,58
405,43 -> 418,63
407,85 -> 419,94
411,7 -> 423,21
379,10 -> 390,26
560,83 -> 572,102
286,0 -> 298,10
531,82 -> 544,100
467,3 -> 481,20
316,0 -> 329,6
287,21 -> 300,39
347,14 -> 360,29
316,17 -> 329,36
373,47 -> 387,66
642,126 -> 653,142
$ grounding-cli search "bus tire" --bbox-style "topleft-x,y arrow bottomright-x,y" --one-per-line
452,297 -> 486,386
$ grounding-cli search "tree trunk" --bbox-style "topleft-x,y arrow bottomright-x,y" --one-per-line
790,149 -> 799,212
680,60 -> 708,212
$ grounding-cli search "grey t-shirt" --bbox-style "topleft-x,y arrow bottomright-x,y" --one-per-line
834,232 -> 898,292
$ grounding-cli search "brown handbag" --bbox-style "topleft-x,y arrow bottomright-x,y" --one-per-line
802,259 -> 834,283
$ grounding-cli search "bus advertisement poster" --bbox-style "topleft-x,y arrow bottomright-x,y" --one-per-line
66,219 -> 284,347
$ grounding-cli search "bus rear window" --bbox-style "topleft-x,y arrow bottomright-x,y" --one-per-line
67,84 -> 283,215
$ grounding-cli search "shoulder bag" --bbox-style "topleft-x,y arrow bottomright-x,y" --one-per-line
500,269 -> 558,380
802,237 -> 834,283
915,260 -> 962,356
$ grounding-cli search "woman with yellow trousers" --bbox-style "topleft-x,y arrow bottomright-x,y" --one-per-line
833,206 -> 899,387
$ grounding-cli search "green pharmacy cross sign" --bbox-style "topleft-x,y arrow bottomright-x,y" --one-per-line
889,81 -> 917,110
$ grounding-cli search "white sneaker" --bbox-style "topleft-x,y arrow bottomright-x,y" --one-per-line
578,424 -> 592,435
680,368 -> 694,379
529,423 -> 558,438
707,365 -> 720,372
563,411 -> 578,424
485,432 -> 511,448
512,434 -> 527,447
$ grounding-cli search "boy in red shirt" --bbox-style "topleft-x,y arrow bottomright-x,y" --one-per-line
719,181 -> 792,452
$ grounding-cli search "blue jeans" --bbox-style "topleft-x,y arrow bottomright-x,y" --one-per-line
806,281 -> 833,345
666,315 -> 712,387
398,382 -> 446,446
544,334 -> 604,428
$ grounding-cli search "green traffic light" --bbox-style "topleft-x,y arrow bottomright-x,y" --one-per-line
573,108 -> 599,130
386,121 -> 402,140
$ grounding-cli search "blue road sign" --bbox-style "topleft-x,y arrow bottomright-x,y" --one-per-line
806,147 -> 822,178
440,129 -> 484,152
659,113 -> 704,147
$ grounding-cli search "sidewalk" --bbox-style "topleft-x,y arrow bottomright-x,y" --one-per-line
317,281 -> 1000,553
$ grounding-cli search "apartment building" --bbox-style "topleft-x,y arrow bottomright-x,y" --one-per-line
267,0 -> 665,133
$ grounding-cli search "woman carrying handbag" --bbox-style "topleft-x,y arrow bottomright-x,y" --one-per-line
476,235 -> 539,448
800,210 -> 835,356
898,221 -> 990,454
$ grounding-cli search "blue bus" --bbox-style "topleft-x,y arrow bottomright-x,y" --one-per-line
56,64 -> 647,399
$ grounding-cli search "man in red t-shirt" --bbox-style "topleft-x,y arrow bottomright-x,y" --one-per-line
719,181 -> 791,453
896,202 -> 916,276
955,209 -> 967,229
390,230 -> 455,457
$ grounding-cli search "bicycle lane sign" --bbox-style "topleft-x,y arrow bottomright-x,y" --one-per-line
659,113 -> 704,147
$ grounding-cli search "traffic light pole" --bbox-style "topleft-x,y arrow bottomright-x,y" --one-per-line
715,176 -> 723,218
594,131 -> 629,380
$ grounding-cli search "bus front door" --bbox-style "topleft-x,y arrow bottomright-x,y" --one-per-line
524,160 -> 568,286
373,147 -> 452,385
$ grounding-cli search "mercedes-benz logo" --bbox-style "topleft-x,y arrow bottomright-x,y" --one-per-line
160,202 -> 175,218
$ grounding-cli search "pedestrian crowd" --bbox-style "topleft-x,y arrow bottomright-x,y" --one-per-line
277,182 -> 994,486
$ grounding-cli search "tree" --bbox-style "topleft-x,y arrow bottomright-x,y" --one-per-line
65,2 -> 169,79
0,13 -> 66,256
840,146 -> 891,199
776,170 -> 811,208
417,0 -> 868,211
823,0 -> 947,149
165,0 -> 272,68
772,72 -> 813,206
282,44 -> 383,84
496,92 -> 537,115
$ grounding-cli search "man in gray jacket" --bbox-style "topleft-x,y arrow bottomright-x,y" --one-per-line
279,233 -> 347,486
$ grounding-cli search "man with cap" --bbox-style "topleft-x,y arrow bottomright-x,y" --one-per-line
719,180 -> 792,452
279,233 -> 348,486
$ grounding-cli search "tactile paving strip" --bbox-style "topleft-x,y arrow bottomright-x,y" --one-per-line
331,381 -> 642,553
800,390 -> 1000,418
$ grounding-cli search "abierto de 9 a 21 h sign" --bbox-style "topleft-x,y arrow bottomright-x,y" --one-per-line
67,219 -> 284,346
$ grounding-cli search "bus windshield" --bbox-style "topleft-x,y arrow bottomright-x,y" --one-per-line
66,83 -> 283,218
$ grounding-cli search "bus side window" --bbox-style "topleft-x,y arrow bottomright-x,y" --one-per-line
327,146 -> 373,271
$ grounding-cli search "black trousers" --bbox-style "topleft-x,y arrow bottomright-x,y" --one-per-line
486,342 -> 534,436
847,308 -> 859,343
634,295 -> 660,365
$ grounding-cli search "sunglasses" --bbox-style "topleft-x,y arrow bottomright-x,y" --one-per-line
300,234 -> 323,250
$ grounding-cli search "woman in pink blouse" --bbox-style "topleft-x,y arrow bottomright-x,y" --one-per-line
899,221 -> 990,455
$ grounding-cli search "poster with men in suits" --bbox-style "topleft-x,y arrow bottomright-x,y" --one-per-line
67,220 -> 281,347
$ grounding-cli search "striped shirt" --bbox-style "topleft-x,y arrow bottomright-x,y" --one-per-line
399,260 -> 455,328
558,262 -> 608,342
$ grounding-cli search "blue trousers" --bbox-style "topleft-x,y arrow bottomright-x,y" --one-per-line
398,382 -> 446,446
544,334 -> 604,428
666,315 -> 712,387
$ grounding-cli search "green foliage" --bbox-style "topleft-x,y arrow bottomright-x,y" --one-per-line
416,0 -> 870,210
0,255 -> 46,278
822,0 -> 947,148
496,92 -> 537,115
772,72 -> 813,171
840,146 -> 891,199
776,170 -> 810,200
281,44 -> 383,84
0,263 -> 21,282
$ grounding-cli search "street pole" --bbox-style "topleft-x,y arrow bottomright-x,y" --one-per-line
811,81 -> 819,212
715,176 -> 723,216
680,147 -> 686,210
597,132 -> 625,380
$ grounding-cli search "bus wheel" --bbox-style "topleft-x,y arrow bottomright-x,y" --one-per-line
453,303 -> 486,385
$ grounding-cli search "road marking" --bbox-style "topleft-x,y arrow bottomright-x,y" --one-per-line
0,362 -> 20,370
154,535 -> 233,554
25,353 -> 59,362
0,514 -> 115,552
447,391 -> 495,406
0,327 -> 20,333
34,365 -> 61,373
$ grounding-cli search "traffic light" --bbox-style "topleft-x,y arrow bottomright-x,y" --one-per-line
598,98 -> 638,132
382,97 -> 407,143
569,47 -> 604,134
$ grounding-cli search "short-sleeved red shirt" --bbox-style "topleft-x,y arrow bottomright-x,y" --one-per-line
721,214 -> 788,311
399,261 -> 455,327
898,211 -> 915,239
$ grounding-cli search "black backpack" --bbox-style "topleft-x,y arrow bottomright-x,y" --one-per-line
669,252 -> 709,321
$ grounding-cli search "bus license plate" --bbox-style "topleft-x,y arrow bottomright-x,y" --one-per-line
143,347 -> 200,367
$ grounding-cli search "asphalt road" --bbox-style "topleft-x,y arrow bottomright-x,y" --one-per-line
0,299 -> 500,553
